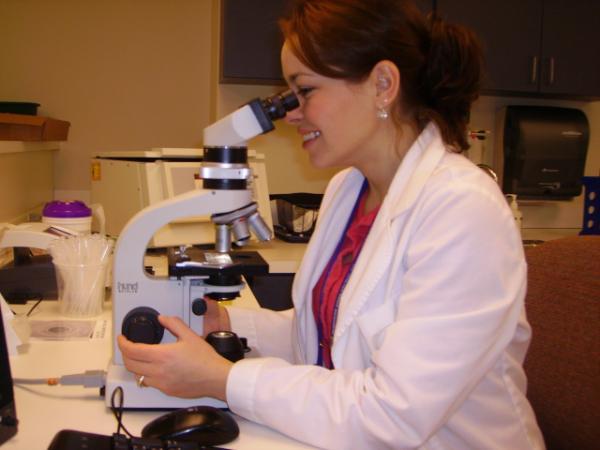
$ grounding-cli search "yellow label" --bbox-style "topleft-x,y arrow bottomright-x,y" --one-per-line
91,161 -> 101,181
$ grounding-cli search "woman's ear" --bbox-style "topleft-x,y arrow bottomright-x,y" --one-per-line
370,60 -> 400,106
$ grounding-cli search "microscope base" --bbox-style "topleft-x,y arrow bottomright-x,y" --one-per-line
105,364 -> 226,410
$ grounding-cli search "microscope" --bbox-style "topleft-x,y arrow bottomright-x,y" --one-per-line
105,90 -> 299,409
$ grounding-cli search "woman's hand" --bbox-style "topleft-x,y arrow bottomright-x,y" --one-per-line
117,315 -> 233,401
202,298 -> 232,336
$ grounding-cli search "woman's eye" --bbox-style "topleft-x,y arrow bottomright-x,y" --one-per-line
297,87 -> 314,98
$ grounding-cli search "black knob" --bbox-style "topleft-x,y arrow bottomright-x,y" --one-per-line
192,298 -> 207,316
121,307 -> 164,344
206,331 -> 249,362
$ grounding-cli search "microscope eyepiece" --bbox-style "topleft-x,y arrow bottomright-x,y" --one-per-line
260,90 -> 299,121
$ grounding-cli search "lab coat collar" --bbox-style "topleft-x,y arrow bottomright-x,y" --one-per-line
293,123 -> 447,364
332,122 -> 446,339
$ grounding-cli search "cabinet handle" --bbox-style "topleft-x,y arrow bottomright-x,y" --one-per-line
548,57 -> 555,85
530,56 -> 538,84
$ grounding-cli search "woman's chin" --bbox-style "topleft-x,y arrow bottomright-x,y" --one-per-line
307,154 -> 330,169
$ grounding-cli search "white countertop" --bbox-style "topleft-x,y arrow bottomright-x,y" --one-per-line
5,297 -> 314,449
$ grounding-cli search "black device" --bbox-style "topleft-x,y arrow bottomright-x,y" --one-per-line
47,405 -> 239,450
0,248 -> 57,303
498,105 -> 590,200
48,429 -> 227,450
141,406 -> 239,446
0,313 -> 18,445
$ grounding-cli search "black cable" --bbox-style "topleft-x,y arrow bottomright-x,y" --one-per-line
110,386 -> 134,438
25,297 -> 43,316
6,291 -> 44,310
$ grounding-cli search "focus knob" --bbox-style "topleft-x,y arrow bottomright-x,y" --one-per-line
206,331 -> 250,362
121,307 -> 164,344
192,298 -> 207,316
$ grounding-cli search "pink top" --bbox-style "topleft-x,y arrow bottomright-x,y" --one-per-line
312,187 -> 380,368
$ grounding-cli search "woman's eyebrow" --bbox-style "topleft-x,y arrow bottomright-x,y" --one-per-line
288,71 -> 313,84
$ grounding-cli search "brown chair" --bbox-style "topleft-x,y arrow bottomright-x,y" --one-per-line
523,236 -> 600,450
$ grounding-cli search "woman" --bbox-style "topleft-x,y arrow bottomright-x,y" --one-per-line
119,0 -> 545,448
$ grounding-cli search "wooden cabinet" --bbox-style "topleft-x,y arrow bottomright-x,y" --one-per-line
220,0 -> 434,84
436,0 -> 542,94
436,0 -> 600,98
220,0 -> 287,84
540,0 -> 600,97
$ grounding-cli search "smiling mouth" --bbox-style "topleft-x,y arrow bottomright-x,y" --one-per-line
302,130 -> 321,143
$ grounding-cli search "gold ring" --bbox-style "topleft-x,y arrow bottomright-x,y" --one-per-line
136,375 -> 146,388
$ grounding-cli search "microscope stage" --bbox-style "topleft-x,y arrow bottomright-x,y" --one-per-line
166,247 -> 269,279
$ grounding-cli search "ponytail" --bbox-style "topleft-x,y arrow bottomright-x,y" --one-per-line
415,16 -> 484,151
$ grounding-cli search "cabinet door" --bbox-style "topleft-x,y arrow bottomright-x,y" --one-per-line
540,0 -> 600,97
220,0 -> 434,85
436,0 -> 543,94
221,0 -> 287,84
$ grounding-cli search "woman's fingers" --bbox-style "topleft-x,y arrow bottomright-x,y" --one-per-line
116,319 -> 231,400
158,315 -> 199,341
117,335 -> 156,362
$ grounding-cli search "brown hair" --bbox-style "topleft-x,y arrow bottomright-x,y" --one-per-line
279,0 -> 483,151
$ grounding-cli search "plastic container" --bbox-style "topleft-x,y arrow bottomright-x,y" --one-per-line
580,176 -> 600,235
54,261 -> 108,317
49,234 -> 112,317
42,201 -> 92,234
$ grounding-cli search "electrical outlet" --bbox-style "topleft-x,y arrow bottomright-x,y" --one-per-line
28,212 -> 42,222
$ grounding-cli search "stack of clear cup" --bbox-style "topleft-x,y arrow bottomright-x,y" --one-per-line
48,235 -> 113,317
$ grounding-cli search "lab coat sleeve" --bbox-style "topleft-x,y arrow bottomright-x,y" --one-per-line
226,306 -> 295,362
226,173 -> 527,450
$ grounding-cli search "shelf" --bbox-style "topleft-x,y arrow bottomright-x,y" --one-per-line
0,141 -> 61,155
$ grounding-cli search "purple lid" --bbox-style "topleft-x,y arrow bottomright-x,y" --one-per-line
42,200 -> 92,218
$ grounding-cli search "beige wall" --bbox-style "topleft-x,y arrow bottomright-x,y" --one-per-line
0,0 -> 214,200
1,0 -> 598,230
0,144 -> 57,223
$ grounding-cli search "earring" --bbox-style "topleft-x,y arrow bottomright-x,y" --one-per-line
377,107 -> 389,120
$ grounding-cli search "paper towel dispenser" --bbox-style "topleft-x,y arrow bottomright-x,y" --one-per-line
495,106 -> 589,200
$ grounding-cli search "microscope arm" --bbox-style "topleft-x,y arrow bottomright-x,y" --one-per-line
113,188 -> 252,282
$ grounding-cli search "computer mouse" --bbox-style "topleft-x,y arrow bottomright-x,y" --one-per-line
141,405 -> 239,446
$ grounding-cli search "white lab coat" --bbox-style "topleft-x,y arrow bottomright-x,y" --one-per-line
226,123 -> 545,449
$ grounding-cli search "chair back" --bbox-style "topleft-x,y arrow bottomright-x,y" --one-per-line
524,236 -> 600,450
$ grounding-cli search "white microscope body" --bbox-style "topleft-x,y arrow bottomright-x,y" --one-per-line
105,91 -> 298,408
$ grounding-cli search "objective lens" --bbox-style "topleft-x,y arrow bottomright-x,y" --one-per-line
215,224 -> 231,253
231,218 -> 250,244
248,212 -> 272,241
